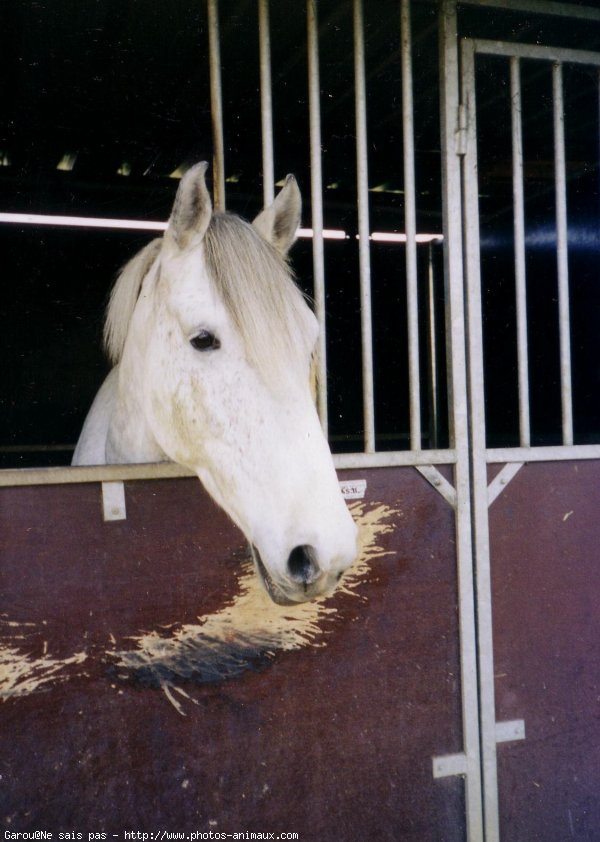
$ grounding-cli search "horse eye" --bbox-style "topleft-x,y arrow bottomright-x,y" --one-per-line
190,330 -> 221,352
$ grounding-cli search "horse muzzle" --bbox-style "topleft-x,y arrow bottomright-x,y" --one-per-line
251,544 -> 345,605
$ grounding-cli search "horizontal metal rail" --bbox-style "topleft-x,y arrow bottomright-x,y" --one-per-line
472,39 -> 600,66
459,0 -> 600,22
487,444 -> 600,463
0,449 -> 460,488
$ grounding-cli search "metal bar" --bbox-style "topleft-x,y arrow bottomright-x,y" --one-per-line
335,448 -> 456,468
487,462 -> 524,506
553,61 -> 574,446
487,443 -> 600,462
307,0 -> 329,435
438,5 -> 484,840
400,0 -> 422,450
353,0 -> 376,453
207,0 -> 226,211
102,481 -> 127,521
426,243 -> 440,449
0,448 -> 460,488
416,465 -> 457,507
458,0 -> 600,22
258,0 -> 275,207
432,752 -> 469,779
5,441 -> 596,488
510,57 -> 531,447
0,462 -> 196,488
472,39 -> 600,67
460,37 -> 501,842
495,719 -> 526,743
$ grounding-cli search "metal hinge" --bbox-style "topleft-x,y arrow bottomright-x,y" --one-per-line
456,102 -> 468,155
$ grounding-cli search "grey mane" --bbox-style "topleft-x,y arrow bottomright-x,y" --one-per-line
103,237 -> 162,365
203,213 -> 314,384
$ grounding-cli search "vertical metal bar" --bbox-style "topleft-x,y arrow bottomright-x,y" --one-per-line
510,56 -> 531,447
400,0 -> 422,450
438,6 -> 484,840
461,39 -> 500,842
427,242 -> 439,449
553,61 -> 574,445
207,0 -> 226,211
353,0 -> 376,453
258,0 -> 275,207
307,0 -> 329,434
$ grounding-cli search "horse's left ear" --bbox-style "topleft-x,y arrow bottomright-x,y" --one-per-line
253,175 -> 301,257
165,161 -> 212,251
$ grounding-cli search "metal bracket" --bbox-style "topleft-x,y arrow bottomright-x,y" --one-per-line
487,462 -> 524,507
102,481 -> 127,521
495,718 -> 526,744
416,465 -> 457,508
432,752 -> 469,779
433,719 -> 525,779
456,102 -> 469,155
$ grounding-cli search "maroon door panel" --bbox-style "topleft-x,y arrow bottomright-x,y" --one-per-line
1,468 -> 465,841
490,461 -> 600,842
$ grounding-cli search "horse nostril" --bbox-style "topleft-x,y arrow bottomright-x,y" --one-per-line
287,545 -> 319,586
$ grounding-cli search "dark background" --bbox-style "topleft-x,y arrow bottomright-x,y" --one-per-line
1,0 -> 599,467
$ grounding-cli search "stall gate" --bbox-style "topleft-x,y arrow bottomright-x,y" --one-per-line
2,2 -> 600,840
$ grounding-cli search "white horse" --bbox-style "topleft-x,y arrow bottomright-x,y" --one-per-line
73,163 -> 357,605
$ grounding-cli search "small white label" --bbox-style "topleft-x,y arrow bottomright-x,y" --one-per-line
340,479 -> 367,500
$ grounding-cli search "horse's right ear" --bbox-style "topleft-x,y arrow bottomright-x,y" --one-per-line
253,174 -> 301,257
165,161 -> 212,251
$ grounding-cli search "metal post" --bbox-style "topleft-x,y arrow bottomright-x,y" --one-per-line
307,0 -> 329,434
353,0 -> 376,453
461,37 -> 500,842
400,0 -> 422,450
426,242 -> 439,449
552,61 -> 574,445
510,56 -> 531,447
438,5 -> 485,840
207,0 -> 226,211
258,0 -> 275,207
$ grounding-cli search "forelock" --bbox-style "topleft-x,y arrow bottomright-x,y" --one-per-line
202,213 -> 315,385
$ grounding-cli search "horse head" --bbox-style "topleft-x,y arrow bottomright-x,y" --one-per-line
126,163 -> 357,604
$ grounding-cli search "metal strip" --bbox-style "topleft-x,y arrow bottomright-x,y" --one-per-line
353,0 -> 376,453
307,0 -> 329,435
101,481 -> 127,521
400,0 -> 422,450
433,720 -> 525,780
335,448 -> 456,468
439,6 -> 484,839
495,719 -> 526,744
486,444 -> 600,462
472,39 -> 600,67
461,37 -> 501,842
0,449 -> 459,488
458,0 -> 600,22
207,0 -> 226,211
0,462 -> 196,488
416,465 -> 457,507
553,62 -> 574,446
0,449 -> 459,489
487,462 -> 524,506
432,752 -> 468,780
426,243 -> 440,449
510,57 -> 531,448
258,0 -> 275,207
